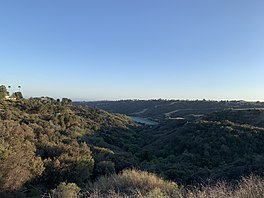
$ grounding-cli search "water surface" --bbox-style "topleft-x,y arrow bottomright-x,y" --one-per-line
130,116 -> 158,125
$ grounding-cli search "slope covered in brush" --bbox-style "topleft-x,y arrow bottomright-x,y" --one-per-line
134,119 -> 264,184
86,111 -> 264,185
0,97 -> 134,197
206,108 -> 264,128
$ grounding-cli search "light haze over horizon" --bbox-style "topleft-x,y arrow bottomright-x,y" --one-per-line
1,1 -> 264,101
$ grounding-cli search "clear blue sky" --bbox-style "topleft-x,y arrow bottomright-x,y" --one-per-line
1,0 -> 264,101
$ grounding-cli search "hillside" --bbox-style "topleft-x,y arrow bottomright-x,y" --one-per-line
135,119 -> 264,184
206,108 -> 264,128
87,115 -> 264,185
2,98 -> 264,197
0,97 -> 135,197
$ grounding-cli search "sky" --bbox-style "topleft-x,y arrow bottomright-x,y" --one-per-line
0,0 -> 264,101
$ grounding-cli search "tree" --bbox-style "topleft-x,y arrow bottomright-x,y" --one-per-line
0,121 -> 44,191
61,98 -> 72,106
0,85 -> 8,100
7,86 -> 11,95
12,92 -> 23,100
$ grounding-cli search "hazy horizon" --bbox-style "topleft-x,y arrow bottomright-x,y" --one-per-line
20,94 -> 264,103
1,1 -> 264,101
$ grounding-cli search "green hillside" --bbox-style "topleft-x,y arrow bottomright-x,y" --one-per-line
0,97 -> 134,197
2,97 -> 264,197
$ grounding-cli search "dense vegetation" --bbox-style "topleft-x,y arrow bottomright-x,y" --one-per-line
0,97 -> 134,197
87,114 -> 264,185
1,95 -> 264,197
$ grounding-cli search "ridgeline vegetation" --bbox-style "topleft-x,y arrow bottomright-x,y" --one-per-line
1,87 -> 264,197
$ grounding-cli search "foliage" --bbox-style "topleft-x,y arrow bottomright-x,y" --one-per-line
0,120 -> 44,191
52,182 -> 80,198
0,97 -> 133,196
131,119 -> 264,184
11,91 -> 23,99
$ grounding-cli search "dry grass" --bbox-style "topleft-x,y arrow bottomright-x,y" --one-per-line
84,172 -> 264,198
85,169 -> 181,197
185,175 -> 264,198
231,175 -> 264,198
48,171 -> 264,198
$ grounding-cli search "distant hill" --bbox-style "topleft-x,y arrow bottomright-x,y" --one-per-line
75,100 -> 264,121
206,108 -> 264,128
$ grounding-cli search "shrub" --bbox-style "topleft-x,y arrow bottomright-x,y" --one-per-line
146,187 -> 168,198
52,182 -> 80,198
88,169 -> 179,197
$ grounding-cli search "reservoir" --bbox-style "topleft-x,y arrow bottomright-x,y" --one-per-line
130,116 -> 158,125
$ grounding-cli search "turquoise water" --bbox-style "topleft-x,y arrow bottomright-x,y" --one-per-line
130,116 -> 158,125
